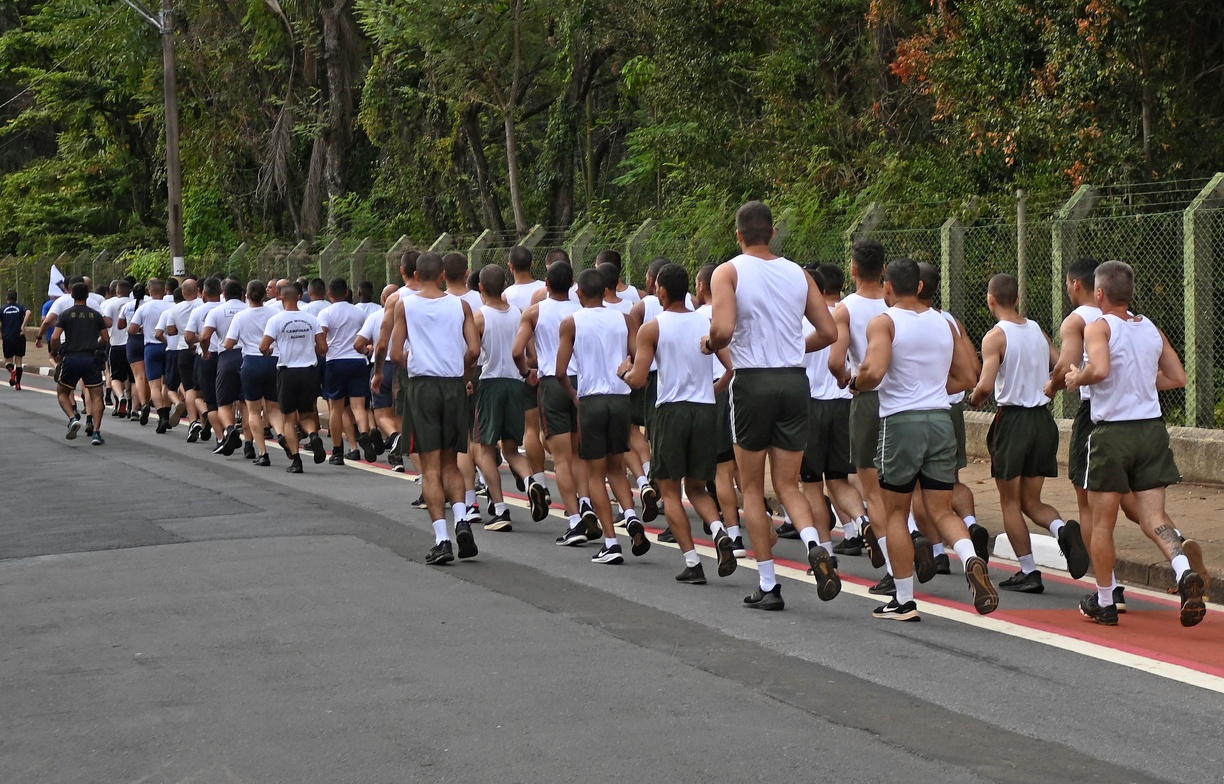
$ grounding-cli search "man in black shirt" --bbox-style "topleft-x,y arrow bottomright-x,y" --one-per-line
50,283 -> 109,444
2,290 -> 30,389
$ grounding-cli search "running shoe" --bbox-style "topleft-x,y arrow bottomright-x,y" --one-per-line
626,519 -> 651,557
869,574 -> 896,596
555,525 -> 588,547
66,416 -> 81,440
85,416 -> 94,437
775,521 -> 800,540
139,404 -> 151,426
833,536 -> 863,556
357,432 -> 377,463
155,414 -> 168,435
714,530 -> 738,577
426,540 -> 455,565
254,454 -> 271,467
484,509 -> 512,532
286,457 -> 304,474
640,483 -> 660,523
807,546 -> 841,601
591,543 -> 624,564
219,426 -> 241,456
1079,593 -> 1118,626
1113,586 -> 1128,613
999,569 -> 1044,594
934,553 -> 951,575
580,500 -> 600,540
276,433 -> 294,460
90,432 -> 105,446
244,441 -> 257,460
186,421 -> 202,443
743,584 -> 784,611
1178,571 -> 1207,628
731,536 -> 747,558
528,480 -> 549,522
657,527 -> 676,544
410,494 -> 426,509
872,598 -> 920,622
969,523 -> 991,563
455,521 -> 478,559
675,564 -> 707,584
964,555 -> 999,615
328,453 -> 345,466
308,432 -> 326,464
104,387 -> 113,404
863,521 -> 885,569
913,532 -> 937,583
370,429 -> 385,455
169,402 -> 186,428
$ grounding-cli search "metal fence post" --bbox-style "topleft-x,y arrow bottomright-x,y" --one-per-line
842,202 -> 885,262
1183,173 -> 1224,428
287,240 -> 311,279
467,230 -> 493,269
349,238 -> 372,286
567,223 -> 595,270
1015,189 -> 1028,316
624,219 -> 657,289
91,251 -> 109,282
1050,184 -> 1099,417
517,224 -> 546,250
385,235 -> 411,286
318,238 -> 341,282
429,233 -> 453,254
940,216 -> 965,315
229,242 -> 248,269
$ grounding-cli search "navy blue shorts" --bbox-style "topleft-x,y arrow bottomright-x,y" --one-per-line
197,354 -> 219,411
370,363 -> 394,409
164,349 -> 181,390
241,354 -> 278,401
324,358 -> 369,401
144,342 -> 167,381
216,350 -> 243,406
126,333 -> 145,366
56,353 -> 103,388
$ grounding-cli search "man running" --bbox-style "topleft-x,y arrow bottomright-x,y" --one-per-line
127,279 -> 174,432
2,290 -> 30,390
443,252 -> 486,522
159,279 -> 201,431
225,280 -> 281,466
502,246 -> 550,511
49,282 -> 108,445
356,283 -> 399,466
184,278 -> 223,443
1066,261 -> 1205,627
319,277 -> 376,464
971,273 -> 1088,593
261,281 -> 328,473
706,201 -> 839,610
101,280 -> 133,414
200,280 -> 248,455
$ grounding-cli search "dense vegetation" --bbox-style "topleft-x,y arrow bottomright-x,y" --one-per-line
2,0 -> 1222,256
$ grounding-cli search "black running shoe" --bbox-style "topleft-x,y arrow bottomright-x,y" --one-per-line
510,468 -> 525,493
387,431 -> 401,458
555,525 -> 588,546
392,459 -> 405,473
90,432 -> 105,446
964,555 -> 998,615
863,521 -> 885,569
357,432 -> 377,462
344,448 -> 360,462
263,426 -> 274,440
455,521 -> 478,559
1178,571 -> 1207,628
640,483 -> 660,523
626,519 -> 651,557
104,388 -> 114,405
999,569 -> 1045,594
243,441 -> 257,460
1057,520 -> 1090,580
969,523 -> 991,563
657,527 -> 676,544
277,433 -> 294,460
1079,593 -> 1118,626
528,480 -> 549,522
308,432 -> 326,464
254,453 -> 271,467
872,598 -> 921,622
370,428 -> 385,455
186,421 -> 202,443
580,500 -> 600,540
807,546 -> 841,601
426,540 -> 455,565
85,416 -> 94,436
731,536 -> 747,558
169,402 -> 186,428
128,406 -> 141,421
714,530 -> 738,578
869,574 -> 895,596
934,553 -> 951,575
676,564 -> 707,584
743,584 -> 784,611
484,509 -> 512,532
328,453 -> 345,466
200,420 -> 212,441
117,399 -> 129,417
154,415 -> 168,435
139,404 -> 151,426
66,416 -> 81,440
410,494 -> 426,509
775,521 -> 800,540
592,543 -> 624,564
913,533 -> 937,584
833,536 -> 863,556
286,457 -> 304,474
1113,586 -> 1128,613
220,426 -> 241,456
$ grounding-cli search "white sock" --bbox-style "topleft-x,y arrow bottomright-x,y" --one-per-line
636,475 -> 649,491
1049,519 -> 1065,538
842,517 -> 860,538
821,541 -> 834,557
568,514 -> 581,528
728,525 -> 741,539
452,503 -> 468,523
642,460 -> 651,477
532,472 -> 547,486
494,502 -> 508,516
623,507 -> 639,521
799,527 -> 820,546
604,537 -> 618,549
432,519 -> 448,543
932,543 -> 946,557
464,490 -> 476,507
710,520 -> 727,537
879,535 -> 893,574
683,550 -> 700,567
1019,554 -> 1037,574
1172,554 -> 1191,581
952,538 -> 977,564
579,496 -> 592,508
907,512 -> 918,534
965,514 -> 978,528
895,575 -> 915,604
759,560 -> 777,591
1097,584 -> 1115,607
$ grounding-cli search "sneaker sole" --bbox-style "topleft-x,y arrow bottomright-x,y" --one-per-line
863,523 -> 885,569
641,489 -> 659,523
592,553 -> 624,564
1061,521 -> 1090,580
965,557 -> 999,615
913,535 -> 937,584
426,553 -> 455,566
556,533 -> 588,547
220,429 -> 241,456
528,485 -> 549,522
1000,581 -> 1045,594
715,534 -> 738,578
484,521 -> 513,532
455,529 -> 478,559
676,573 -> 707,585
872,608 -> 921,622
1079,604 -> 1119,626
627,521 -> 651,556
1180,572 -> 1207,628
66,422 -> 80,440
743,598 -> 785,611
310,438 -> 327,464
807,548 -> 841,601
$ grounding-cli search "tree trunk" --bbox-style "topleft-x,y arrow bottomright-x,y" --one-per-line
505,0 -> 528,236
460,105 -> 507,234
320,0 -> 358,234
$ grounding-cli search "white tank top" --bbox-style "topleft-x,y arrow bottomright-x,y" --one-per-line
1090,314 -> 1163,423
995,319 -> 1051,408
403,294 -> 466,378
939,310 -> 966,404
479,304 -> 522,379
1073,304 -> 1102,401
572,307 -> 630,397
504,280 -> 545,312
727,254 -> 807,370
804,306 -> 850,401
654,310 -> 715,406
841,291 -> 888,373
535,297 -> 580,377
696,304 -> 721,380
878,307 -> 954,418
604,297 -> 634,314
618,285 -> 641,304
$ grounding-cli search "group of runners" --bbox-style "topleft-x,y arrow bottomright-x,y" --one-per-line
9,200 -> 1208,628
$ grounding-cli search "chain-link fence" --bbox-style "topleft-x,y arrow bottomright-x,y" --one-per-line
3,176 -> 1223,425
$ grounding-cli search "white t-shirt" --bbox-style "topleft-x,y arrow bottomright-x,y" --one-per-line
318,301 -> 367,362
264,309 -> 322,368
505,280 -> 546,312
358,309 -> 387,362
204,300 -> 247,353
161,298 -> 201,351
301,299 -> 329,317
102,296 -> 131,347
186,300 -> 221,355
226,306 -> 277,357
130,299 -> 173,344
50,292 -> 104,317
357,302 -> 382,317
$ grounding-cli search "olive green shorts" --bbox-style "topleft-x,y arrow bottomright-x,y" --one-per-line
1084,418 -> 1181,494
539,375 -> 578,437
714,388 -> 734,462
987,405 -> 1059,480
802,397 -> 854,482
395,368 -> 413,445
875,409 -> 958,492
523,378 -> 538,410
950,399 -> 968,470
474,377 -> 526,446
1068,398 -> 1093,489
849,390 -> 881,469
730,367 -> 810,453
630,386 -> 646,427
405,375 -> 468,454
577,393 -> 632,460
642,371 -> 659,437
651,402 -> 719,481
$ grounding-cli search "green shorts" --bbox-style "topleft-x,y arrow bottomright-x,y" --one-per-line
539,375 -> 578,438
643,371 -> 659,437
987,405 -> 1059,480
950,399 -> 968,470
651,402 -> 719,481
802,397 -> 854,482
875,409 -> 958,492
395,368 -> 413,445
577,394 -> 632,460
1068,398 -> 1093,489
405,376 -> 468,454
714,388 -> 734,462
474,377 -> 526,446
849,390 -> 881,469
1084,418 -> 1181,494
730,368 -> 810,452
630,386 -> 646,427
523,378 -> 538,410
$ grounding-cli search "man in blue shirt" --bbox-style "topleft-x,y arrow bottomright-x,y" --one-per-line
2,290 -> 30,389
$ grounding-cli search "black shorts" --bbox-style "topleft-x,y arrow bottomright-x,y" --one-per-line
197,354 -> 219,411
177,350 -> 196,392
56,353 -> 103,388
324,358 -> 369,401
216,350 -> 243,406
3,336 -> 26,359
241,354 -> 278,401
278,366 -> 319,415
163,349 -> 182,391
109,346 -> 131,383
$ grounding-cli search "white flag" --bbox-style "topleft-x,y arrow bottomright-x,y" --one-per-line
47,264 -> 65,297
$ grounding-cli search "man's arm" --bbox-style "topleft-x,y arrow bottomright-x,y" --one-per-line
49,325 -> 63,356
314,327 -> 329,357
199,325 -> 216,359
803,277 -> 837,352
259,334 -> 275,357
512,305 -> 538,376
969,327 -> 1004,406
853,314 -> 893,391
1066,319 -> 1111,390
705,263 -> 737,352
618,320 -> 657,390
1046,313 -> 1085,396
947,320 -> 978,394
1156,327 -> 1187,390
386,300 -> 406,370
556,316 -> 577,402
20,308 -> 31,332
461,301 -> 480,373
828,304 -> 852,386
375,292 -> 400,371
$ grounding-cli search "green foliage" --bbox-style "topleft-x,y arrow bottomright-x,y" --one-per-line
119,247 -> 171,281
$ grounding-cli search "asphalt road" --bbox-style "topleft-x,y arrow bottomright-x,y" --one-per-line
1,380 -> 1220,784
